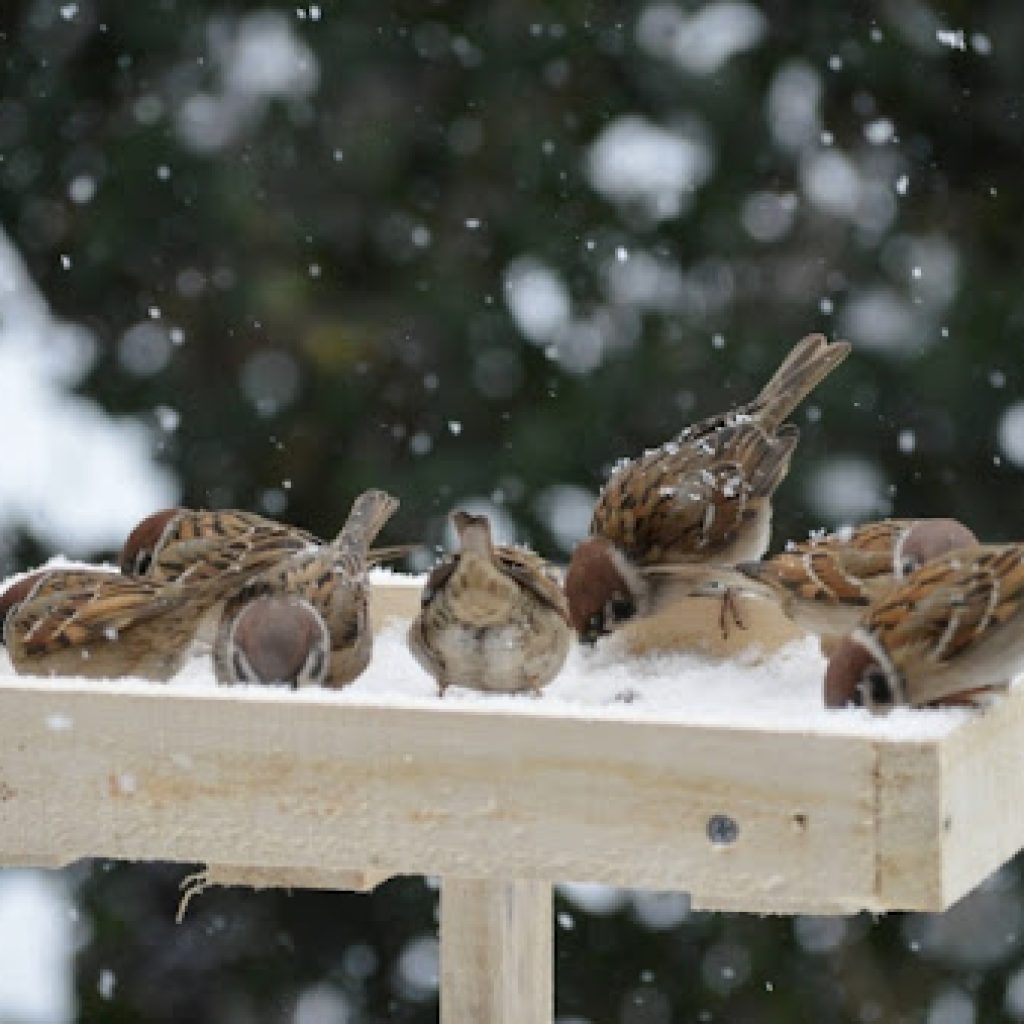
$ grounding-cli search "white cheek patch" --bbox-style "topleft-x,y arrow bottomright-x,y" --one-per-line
852,627 -> 906,706
232,646 -> 255,683
891,529 -> 908,578
933,608 -> 962,664
606,546 -> 649,608
154,512 -> 185,567
299,646 -> 326,686
700,502 -> 715,543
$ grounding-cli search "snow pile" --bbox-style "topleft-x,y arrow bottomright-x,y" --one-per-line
0,570 -> 977,741
175,11 -> 318,153
584,115 -> 714,222
636,2 -> 767,76
293,620 -> 970,741
0,231 -> 178,553
0,873 -> 74,1024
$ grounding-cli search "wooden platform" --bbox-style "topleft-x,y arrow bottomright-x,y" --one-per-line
0,671 -> 1021,916
1,581 -> 1022,1022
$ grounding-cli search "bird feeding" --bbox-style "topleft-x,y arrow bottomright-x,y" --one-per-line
0,332 -> 1018,711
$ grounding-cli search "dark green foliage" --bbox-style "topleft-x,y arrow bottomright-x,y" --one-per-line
2,0 -> 1024,1020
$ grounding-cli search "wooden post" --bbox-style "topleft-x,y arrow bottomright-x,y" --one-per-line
440,877 -> 552,1024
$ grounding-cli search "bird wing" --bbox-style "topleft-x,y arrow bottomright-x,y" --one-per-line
10,575 -> 186,656
495,546 -> 568,619
741,548 -> 872,606
869,546 -> 1024,669
150,510 -> 319,583
418,557 -> 459,607
592,421 -> 794,563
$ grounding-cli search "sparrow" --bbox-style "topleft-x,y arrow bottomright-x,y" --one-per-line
408,511 -> 571,695
605,574 -> 805,660
1,563 -> 273,680
824,543 -> 1024,711
120,508 -> 320,581
214,595 -> 330,688
737,518 -> 978,650
213,488 -> 399,688
0,569 -> 110,641
121,507 -> 411,585
565,333 -> 851,643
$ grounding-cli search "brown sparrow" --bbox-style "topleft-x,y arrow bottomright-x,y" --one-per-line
565,333 -> 851,643
0,569 -> 114,641
214,595 -> 330,688
737,518 -> 978,649
1,564 -> 272,680
121,507 -> 410,585
605,574 -> 805,660
213,489 -> 399,687
824,543 -> 1024,710
408,511 -> 571,695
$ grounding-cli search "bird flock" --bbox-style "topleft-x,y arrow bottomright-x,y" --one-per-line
1,333 -> 1020,713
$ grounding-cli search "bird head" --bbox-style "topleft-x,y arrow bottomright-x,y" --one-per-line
564,537 -> 644,644
120,508 -> 181,576
225,596 -> 329,688
0,572 -> 45,646
824,630 -> 904,711
896,519 -> 978,579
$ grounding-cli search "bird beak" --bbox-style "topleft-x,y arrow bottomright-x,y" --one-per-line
580,614 -> 606,646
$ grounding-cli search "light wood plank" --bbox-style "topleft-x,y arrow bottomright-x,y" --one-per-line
184,865 -> 389,894
369,584 -> 421,631
938,689 -> 1024,906
874,740 -> 943,909
0,682 -> 893,912
0,584 -> 1013,918
173,864 -> 391,921
441,877 -> 551,1024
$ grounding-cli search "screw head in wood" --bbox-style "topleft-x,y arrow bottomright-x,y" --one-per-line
707,814 -> 739,845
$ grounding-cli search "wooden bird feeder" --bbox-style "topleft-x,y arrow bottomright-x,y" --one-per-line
1,582 -> 1023,1023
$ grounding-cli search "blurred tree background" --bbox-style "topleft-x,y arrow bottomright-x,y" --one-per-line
1,0 -> 1024,1021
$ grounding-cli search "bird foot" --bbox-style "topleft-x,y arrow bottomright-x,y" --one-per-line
719,587 -> 746,639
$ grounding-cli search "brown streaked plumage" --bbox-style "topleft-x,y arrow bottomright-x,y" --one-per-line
120,508 -> 320,582
214,489 -> 399,688
2,562 -> 271,680
408,511 -> 571,695
1,571 -> 60,639
824,543 -> 1024,711
738,518 -> 978,648
121,507 -> 414,588
565,334 -> 851,642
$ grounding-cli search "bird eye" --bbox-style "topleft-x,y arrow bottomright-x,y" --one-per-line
899,556 -> 919,578
607,594 -> 636,624
134,550 -> 153,576
857,666 -> 895,709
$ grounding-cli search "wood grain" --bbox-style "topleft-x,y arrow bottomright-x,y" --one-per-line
0,583 -> 1016,919
938,689 -> 1024,907
0,677 -> 950,914
441,878 -> 551,1024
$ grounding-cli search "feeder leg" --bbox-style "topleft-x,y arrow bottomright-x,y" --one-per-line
440,877 -> 552,1024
